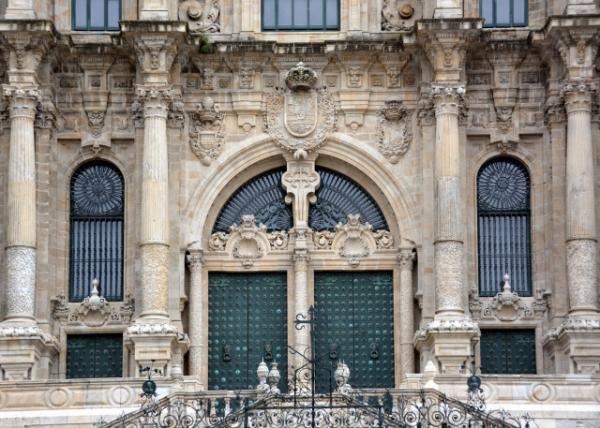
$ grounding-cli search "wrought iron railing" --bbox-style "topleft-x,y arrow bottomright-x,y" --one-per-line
102,388 -> 524,428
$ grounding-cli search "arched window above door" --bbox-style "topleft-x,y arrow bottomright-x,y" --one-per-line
212,167 -> 389,233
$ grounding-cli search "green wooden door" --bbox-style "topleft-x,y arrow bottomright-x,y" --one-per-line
67,334 -> 123,378
208,272 -> 287,391
480,329 -> 536,374
314,271 -> 394,392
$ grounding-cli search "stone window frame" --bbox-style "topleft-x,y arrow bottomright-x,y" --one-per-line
71,0 -> 122,32
261,0 -> 341,31
480,0 -> 528,28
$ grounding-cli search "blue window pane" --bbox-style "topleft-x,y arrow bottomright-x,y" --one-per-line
495,0 -> 511,25
74,0 -> 88,29
481,0 -> 494,26
309,0 -> 323,27
513,0 -> 526,25
263,0 -> 276,28
325,0 -> 337,27
278,0 -> 293,26
107,0 -> 120,28
90,0 -> 106,28
294,0 -> 308,27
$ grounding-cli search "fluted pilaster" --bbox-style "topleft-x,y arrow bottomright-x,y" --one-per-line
397,250 -> 415,379
186,250 -> 205,380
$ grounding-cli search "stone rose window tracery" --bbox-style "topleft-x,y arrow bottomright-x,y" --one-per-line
70,161 -> 124,301
477,157 -> 531,297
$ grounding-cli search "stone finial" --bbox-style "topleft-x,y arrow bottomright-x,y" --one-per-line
423,360 -> 439,390
256,360 -> 270,394
285,62 -> 318,90
85,279 -> 105,312
502,273 -> 511,293
334,361 -> 352,394
267,362 -> 281,394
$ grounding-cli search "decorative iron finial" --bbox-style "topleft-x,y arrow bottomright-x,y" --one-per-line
285,62 -> 318,90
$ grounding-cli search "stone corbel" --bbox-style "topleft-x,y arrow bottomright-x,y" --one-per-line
2,30 -> 53,83
551,28 -> 599,80
130,34 -> 181,83
79,56 -> 114,151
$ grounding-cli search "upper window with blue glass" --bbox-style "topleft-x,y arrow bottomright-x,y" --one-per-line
262,0 -> 340,31
73,0 -> 121,31
480,0 -> 527,28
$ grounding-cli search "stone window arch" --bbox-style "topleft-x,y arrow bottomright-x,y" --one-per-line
477,157 -> 531,296
69,161 -> 124,301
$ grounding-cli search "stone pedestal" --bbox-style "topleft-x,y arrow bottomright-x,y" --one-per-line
433,0 -> 463,19
0,327 -> 58,380
565,0 -> 598,14
139,0 -> 169,20
4,0 -> 36,19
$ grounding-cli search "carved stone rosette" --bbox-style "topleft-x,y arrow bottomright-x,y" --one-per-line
376,100 -> 413,163
264,63 -> 336,157
178,0 -> 221,33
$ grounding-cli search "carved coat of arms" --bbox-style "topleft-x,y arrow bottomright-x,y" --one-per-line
189,97 -> 225,165
376,100 -> 412,164
265,62 -> 336,156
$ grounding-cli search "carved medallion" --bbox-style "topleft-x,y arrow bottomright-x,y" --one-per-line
265,63 -> 336,156
284,91 -> 318,137
189,97 -> 225,165
376,101 -> 412,163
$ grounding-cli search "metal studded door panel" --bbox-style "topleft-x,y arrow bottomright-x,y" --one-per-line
208,272 -> 287,391
480,329 -> 536,374
67,334 -> 123,379
314,271 -> 394,391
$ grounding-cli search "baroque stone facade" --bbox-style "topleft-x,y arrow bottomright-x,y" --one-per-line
0,0 -> 599,426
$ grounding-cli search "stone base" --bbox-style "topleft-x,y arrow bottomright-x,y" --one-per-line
565,0 -> 597,15
0,325 -> 58,380
415,318 -> 479,374
125,323 -> 189,378
544,319 -> 600,374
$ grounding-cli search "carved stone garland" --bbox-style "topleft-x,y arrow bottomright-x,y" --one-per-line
376,100 -> 412,163
264,62 -> 336,158
189,97 -> 225,165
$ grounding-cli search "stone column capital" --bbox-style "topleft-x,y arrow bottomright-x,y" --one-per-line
431,85 -> 465,117
2,85 -> 40,119
398,249 -> 415,271
562,80 -> 597,114
186,251 -> 205,273
293,250 -> 310,266
134,85 -> 175,119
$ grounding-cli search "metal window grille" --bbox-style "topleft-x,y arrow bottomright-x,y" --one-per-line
477,158 -> 532,297
69,162 -> 124,301
480,0 -> 528,28
213,167 -> 389,233
72,0 -> 121,31
262,0 -> 340,31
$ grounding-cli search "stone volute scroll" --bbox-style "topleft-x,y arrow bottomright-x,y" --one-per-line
189,97 -> 225,165
264,62 -> 336,159
178,0 -> 220,33
376,100 -> 413,163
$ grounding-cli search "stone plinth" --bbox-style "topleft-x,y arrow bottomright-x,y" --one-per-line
0,326 -> 58,380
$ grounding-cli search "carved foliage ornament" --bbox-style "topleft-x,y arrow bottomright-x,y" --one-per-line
376,101 -> 412,163
189,97 -> 225,165
178,0 -> 220,33
265,63 -> 336,157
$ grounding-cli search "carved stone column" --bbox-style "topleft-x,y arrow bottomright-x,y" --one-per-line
2,87 -> 38,324
186,249 -> 205,381
397,249 -> 415,380
282,157 -> 320,390
124,31 -> 188,376
415,24 -> 479,374
0,29 -> 58,381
